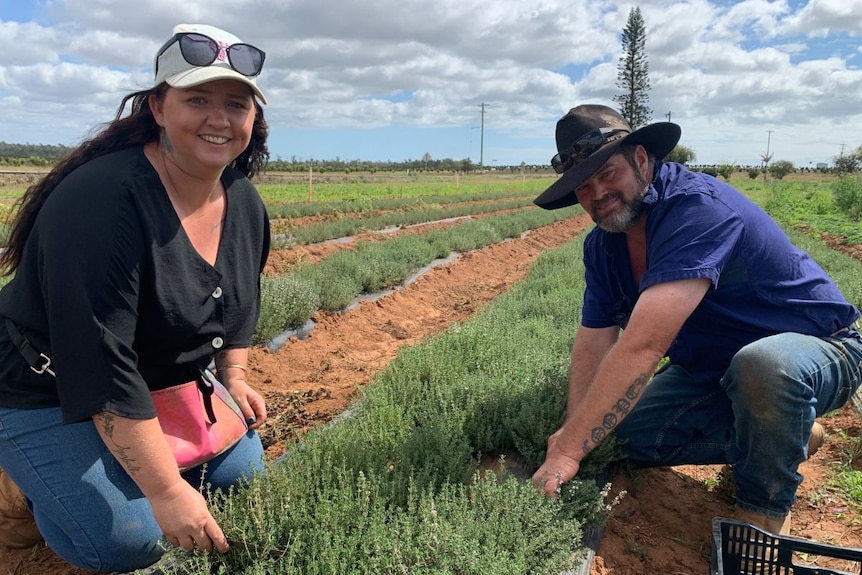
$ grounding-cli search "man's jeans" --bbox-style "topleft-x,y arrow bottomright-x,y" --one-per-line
615,331 -> 862,521
0,406 -> 264,572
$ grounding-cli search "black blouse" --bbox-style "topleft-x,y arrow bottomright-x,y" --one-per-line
0,147 -> 270,423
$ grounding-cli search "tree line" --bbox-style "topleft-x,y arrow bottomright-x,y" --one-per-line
0,142 -> 74,166
0,145 -> 551,174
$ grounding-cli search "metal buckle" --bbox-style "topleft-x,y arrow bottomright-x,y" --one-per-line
30,353 -> 55,377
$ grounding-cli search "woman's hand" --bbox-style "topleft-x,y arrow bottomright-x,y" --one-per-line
222,378 -> 267,429
215,350 -> 266,429
150,480 -> 229,552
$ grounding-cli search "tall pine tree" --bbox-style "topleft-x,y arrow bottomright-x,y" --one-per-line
613,7 -> 652,129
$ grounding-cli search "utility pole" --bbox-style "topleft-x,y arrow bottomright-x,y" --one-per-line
765,130 -> 773,158
478,103 -> 490,168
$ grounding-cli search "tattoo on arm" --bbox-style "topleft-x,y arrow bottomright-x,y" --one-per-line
582,371 -> 651,458
95,413 -> 142,476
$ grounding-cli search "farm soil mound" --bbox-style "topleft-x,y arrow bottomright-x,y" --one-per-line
3,215 -> 861,575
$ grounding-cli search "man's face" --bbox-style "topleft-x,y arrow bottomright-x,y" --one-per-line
573,148 -> 649,233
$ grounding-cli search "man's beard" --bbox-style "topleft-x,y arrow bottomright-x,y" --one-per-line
593,184 -> 648,233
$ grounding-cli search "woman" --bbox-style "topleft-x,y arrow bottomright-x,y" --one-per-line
0,23 -> 270,572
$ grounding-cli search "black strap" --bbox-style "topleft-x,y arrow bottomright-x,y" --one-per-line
198,369 -> 218,424
5,318 -> 55,377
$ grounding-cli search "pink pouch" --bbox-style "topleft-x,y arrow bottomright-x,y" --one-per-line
150,369 -> 248,471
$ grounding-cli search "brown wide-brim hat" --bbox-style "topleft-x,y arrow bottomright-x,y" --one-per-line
534,104 -> 681,210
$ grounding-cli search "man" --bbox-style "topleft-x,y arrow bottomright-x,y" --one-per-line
530,104 -> 861,534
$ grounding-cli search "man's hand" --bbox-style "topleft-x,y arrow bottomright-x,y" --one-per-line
532,428 -> 581,497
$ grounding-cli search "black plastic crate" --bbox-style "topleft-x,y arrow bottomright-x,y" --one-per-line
711,517 -> 862,574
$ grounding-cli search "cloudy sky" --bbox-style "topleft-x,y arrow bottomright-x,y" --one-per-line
2,0 -> 861,168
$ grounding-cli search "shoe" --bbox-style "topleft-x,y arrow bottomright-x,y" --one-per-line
808,421 -> 825,458
0,468 -> 42,548
734,507 -> 791,535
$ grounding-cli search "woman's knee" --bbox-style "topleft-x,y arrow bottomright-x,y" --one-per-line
43,522 -> 162,572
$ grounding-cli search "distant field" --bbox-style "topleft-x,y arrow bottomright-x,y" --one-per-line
0,167 -> 840,202
0,168 -> 558,204
254,170 -> 556,204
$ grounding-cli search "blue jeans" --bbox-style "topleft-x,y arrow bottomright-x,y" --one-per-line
614,332 -> 862,521
0,406 -> 264,572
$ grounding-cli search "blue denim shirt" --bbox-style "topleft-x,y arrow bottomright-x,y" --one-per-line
581,161 -> 860,383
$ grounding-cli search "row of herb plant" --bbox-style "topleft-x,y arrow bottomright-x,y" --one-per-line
185,233 -> 618,575
254,207 -> 581,344
271,196 -> 538,247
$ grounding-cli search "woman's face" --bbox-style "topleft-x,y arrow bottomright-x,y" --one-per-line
149,79 -> 256,176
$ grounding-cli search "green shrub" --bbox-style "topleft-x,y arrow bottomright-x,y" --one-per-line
254,276 -> 320,344
762,182 -> 802,222
717,164 -> 735,180
292,251 -> 365,311
833,174 -> 862,221
769,160 -> 795,180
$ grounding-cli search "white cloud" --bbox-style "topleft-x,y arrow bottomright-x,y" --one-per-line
1,0 -> 861,166
783,0 -> 862,36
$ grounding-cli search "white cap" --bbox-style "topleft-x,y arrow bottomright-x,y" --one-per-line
154,24 -> 267,104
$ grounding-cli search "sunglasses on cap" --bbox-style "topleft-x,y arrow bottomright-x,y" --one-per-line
156,32 -> 266,78
550,128 -> 630,174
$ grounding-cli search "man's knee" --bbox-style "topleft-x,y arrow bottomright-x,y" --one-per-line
725,337 -> 794,393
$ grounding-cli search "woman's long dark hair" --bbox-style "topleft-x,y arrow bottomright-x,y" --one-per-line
1,84 -> 269,275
